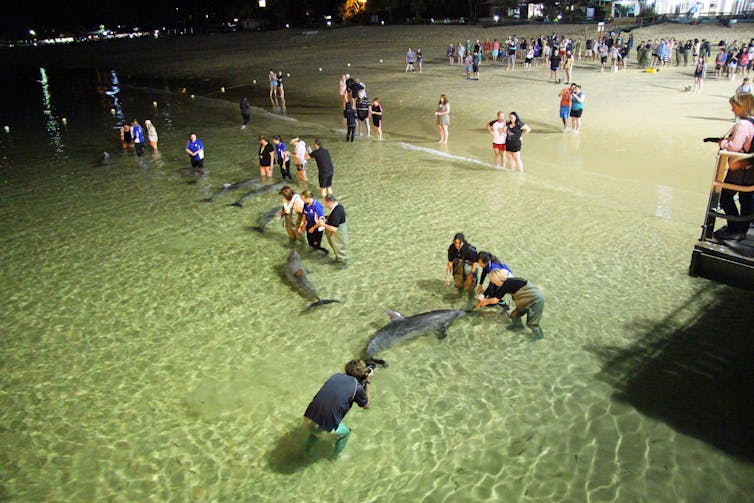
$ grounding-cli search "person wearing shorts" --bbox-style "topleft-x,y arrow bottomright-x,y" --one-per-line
371,98 -> 383,140
487,111 -> 507,169
569,84 -> 584,133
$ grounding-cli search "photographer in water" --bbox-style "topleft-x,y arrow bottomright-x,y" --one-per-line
304,360 -> 373,460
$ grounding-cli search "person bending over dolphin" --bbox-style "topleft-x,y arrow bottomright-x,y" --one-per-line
476,268 -> 545,341
304,359 -> 373,460
476,251 -> 514,311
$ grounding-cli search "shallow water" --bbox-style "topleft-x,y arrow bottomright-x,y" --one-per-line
1,64 -> 753,502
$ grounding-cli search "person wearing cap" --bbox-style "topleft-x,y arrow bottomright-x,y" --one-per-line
476,268 -> 545,341
323,194 -> 348,264
290,137 -> 308,184
305,139 -> 334,197
304,359 -> 372,460
445,232 -> 478,292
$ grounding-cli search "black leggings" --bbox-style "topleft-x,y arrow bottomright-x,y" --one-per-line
346,125 -> 355,142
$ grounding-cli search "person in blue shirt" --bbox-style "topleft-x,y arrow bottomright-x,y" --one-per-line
185,133 -> 205,174
272,135 -> 292,180
299,190 -> 328,254
304,359 -> 372,460
131,119 -> 145,156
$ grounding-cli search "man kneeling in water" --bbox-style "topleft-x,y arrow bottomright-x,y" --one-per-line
476,268 -> 545,341
304,360 -> 373,460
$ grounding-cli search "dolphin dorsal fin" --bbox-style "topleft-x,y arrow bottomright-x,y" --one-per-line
387,309 -> 405,320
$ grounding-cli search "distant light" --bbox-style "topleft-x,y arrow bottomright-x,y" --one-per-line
258,0 -> 266,7
380,20 -> 385,25
557,14 -> 562,19
234,18 -> 238,22
285,24 -> 290,28
327,20 -> 332,26
205,14 -> 209,19
29,29 -> 36,37
493,15 -> 499,22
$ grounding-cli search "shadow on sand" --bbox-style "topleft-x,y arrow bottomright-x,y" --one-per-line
267,422 -> 330,474
587,285 -> 754,463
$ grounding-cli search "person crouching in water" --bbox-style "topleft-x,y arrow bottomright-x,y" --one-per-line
476,269 -> 545,341
476,251 -> 514,310
445,232 -> 479,294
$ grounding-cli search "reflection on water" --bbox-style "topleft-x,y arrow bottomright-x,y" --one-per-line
0,71 -> 753,502
39,67 -> 64,156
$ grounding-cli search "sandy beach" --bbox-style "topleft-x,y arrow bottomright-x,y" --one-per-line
2,21 -> 754,501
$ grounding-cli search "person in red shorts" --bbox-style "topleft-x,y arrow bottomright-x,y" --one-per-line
487,111 -> 508,170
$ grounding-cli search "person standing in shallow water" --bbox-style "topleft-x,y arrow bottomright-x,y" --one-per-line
343,102 -> 356,142
371,98 -> 383,140
131,119 -> 145,156
476,268 -> 545,341
185,132 -> 205,175
144,119 -> 158,150
258,135 -> 274,180
239,97 -> 250,129
435,94 -> 450,144
304,359 -> 372,460
272,135 -> 292,180
570,84 -> 584,133
505,112 -> 531,172
487,111 -> 507,169
323,194 -> 348,265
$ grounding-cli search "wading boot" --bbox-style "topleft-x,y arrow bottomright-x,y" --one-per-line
529,326 -> 544,341
506,316 -> 525,331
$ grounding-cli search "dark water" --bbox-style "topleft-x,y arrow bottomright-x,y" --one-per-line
1,65 -> 753,501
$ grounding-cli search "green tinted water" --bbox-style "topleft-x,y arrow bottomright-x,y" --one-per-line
1,70 -> 752,501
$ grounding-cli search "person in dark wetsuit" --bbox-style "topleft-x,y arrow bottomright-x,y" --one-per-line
476,269 -> 545,341
445,232 -> 479,293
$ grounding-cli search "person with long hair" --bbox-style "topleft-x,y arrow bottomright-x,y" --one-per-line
505,112 -> 531,172
435,94 -> 450,144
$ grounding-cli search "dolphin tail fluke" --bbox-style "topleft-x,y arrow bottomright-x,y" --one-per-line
305,299 -> 340,311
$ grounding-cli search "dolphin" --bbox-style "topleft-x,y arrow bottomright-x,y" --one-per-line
93,151 -> 111,167
229,180 -> 288,207
253,205 -> 283,232
365,309 -> 467,367
200,177 -> 261,202
283,250 -> 340,311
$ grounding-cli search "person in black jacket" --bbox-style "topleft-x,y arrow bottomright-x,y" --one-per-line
445,232 -> 479,292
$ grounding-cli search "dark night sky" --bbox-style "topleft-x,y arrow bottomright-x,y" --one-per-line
1,0 -> 352,38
